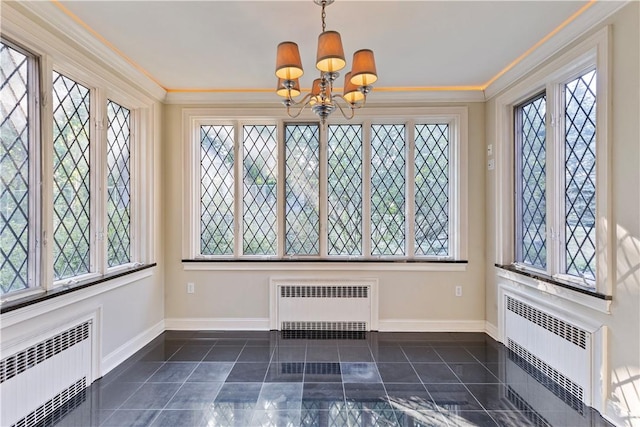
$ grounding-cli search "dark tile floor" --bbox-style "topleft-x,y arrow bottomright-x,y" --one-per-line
50,331 -> 613,426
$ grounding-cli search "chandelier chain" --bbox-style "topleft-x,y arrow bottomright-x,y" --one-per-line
321,1 -> 326,32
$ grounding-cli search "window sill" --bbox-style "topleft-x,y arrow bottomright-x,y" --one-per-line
182,259 -> 468,272
495,264 -> 612,314
0,263 -> 157,315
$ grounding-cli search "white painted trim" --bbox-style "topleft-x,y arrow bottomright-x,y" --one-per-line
377,320 -> 485,333
165,90 -> 485,105
183,262 -> 467,272
485,321 -> 499,342
3,2 -> 165,102
484,1 -> 627,99
164,318 -> 271,331
491,27 -> 612,295
496,267 -> 611,315
101,319 -> 164,376
0,267 -> 155,329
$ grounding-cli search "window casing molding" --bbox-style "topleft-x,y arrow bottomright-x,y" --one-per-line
492,26 -> 611,295
182,107 -> 468,264
0,19 -> 157,300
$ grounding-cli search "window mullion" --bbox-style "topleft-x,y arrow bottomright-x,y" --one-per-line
94,88 -> 107,274
406,121 -> 416,258
234,121 -> 243,258
40,56 -> 55,290
362,121 -> 372,258
319,124 -> 328,257
277,120 -> 286,258
548,82 -> 564,277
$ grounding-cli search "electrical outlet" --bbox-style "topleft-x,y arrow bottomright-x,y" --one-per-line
187,282 -> 195,294
455,285 -> 462,297
488,158 -> 495,170
487,144 -> 493,156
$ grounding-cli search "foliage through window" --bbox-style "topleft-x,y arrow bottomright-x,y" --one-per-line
514,69 -> 597,286
52,71 -> 91,280
1,40 -> 32,295
194,116 -> 462,260
106,100 -> 131,267
200,125 -> 235,255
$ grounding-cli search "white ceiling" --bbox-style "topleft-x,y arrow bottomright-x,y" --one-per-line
57,1 -> 589,92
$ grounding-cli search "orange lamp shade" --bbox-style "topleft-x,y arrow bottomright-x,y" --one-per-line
316,31 -> 346,72
276,42 -> 304,80
350,49 -> 377,86
309,78 -> 322,105
276,78 -> 301,98
343,72 -> 365,104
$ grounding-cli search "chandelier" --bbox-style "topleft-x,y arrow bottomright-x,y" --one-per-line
275,0 -> 378,123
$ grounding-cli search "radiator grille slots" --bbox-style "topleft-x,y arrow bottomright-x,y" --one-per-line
506,386 -> 551,427
281,321 -> 367,332
508,338 -> 584,402
506,296 -> 587,349
280,285 -> 369,298
0,322 -> 91,384
12,378 -> 86,427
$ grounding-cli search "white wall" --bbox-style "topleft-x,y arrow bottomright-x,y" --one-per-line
0,2 -> 166,378
162,102 -> 487,331
485,3 -> 640,424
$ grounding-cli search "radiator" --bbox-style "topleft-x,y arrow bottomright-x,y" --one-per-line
272,280 -> 377,332
0,321 -> 93,427
504,294 -> 591,406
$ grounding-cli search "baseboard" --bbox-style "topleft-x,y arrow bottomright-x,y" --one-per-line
101,319 -> 164,376
484,321 -> 500,342
164,317 -> 270,331
377,319 -> 486,332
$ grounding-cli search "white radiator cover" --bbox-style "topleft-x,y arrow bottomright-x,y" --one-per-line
0,321 -> 93,427
270,279 -> 378,331
504,294 -> 592,406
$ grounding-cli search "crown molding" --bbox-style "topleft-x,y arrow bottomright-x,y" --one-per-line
4,1 -> 166,102
484,0 -> 628,100
164,88 -> 485,105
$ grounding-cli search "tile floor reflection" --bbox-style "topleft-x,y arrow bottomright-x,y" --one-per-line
47,331 -> 613,426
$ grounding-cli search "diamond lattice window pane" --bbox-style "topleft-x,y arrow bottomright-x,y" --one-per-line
328,124 -> 362,256
285,124 -> 319,255
415,124 -> 449,256
201,125 -> 235,255
371,124 -> 406,255
565,70 -> 596,281
243,125 -> 277,255
517,95 -> 547,269
1,42 -> 30,294
106,100 -> 131,267
52,72 -> 91,280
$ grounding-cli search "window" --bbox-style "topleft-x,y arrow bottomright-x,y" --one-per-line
327,124 -> 362,256
106,100 -> 132,267
1,40 -> 38,296
284,124 -> 320,255
243,125 -> 277,255
52,71 -> 92,280
188,108 -> 468,262
0,37 -> 152,299
514,69 -> 598,286
415,124 -> 450,256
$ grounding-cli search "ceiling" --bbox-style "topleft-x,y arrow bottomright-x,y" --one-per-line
55,1 -> 590,94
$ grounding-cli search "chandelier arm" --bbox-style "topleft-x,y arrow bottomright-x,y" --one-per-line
284,93 -> 315,118
332,95 -> 356,120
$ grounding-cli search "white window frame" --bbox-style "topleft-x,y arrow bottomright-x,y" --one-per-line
0,22 -> 156,300
182,107 -> 468,265
493,27 -> 611,295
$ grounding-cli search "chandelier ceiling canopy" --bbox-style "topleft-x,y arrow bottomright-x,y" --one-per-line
275,0 -> 378,123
